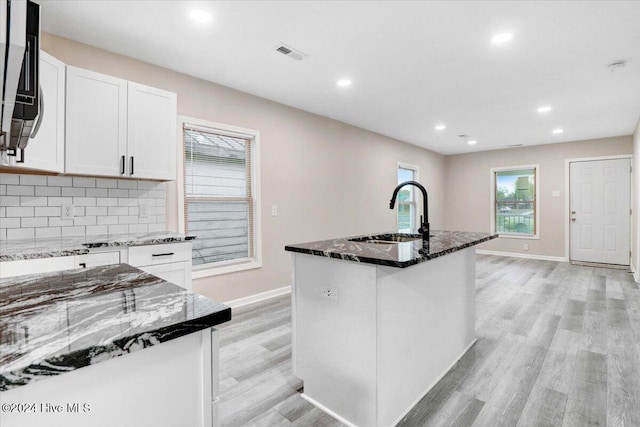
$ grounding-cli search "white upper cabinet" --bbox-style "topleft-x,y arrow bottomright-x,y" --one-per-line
127,83 -> 177,180
8,51 -> 66,172
65,66 -> 177,180
65,66 -> 127,177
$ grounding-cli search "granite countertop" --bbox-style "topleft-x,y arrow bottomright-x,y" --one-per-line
0,264 -> 231,391
0,231 -> 196,262
285,230 -> 497,268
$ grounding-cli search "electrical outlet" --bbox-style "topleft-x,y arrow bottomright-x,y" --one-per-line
271,205 -> 278,216
139,203 -> 149,218
523,243 -> 529,251
321,287 -> 339,302
61,204 -> 74,220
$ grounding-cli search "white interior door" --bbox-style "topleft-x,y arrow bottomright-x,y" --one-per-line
570,158 -> 631,265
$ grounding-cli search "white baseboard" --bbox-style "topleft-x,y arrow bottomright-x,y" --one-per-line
475,249 -> 568,262
632,263 -> 639,283
223,285 -> 291,309
301,394 -> 358,427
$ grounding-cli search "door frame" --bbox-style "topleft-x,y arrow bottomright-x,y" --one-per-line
564,154 -> 633,263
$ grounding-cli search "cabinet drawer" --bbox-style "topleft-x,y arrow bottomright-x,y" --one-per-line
128,243 -> 192,267
75,252 -> 121,269
0,256 -> 76,279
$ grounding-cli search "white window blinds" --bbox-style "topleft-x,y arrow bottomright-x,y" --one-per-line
183,125 -> 254,267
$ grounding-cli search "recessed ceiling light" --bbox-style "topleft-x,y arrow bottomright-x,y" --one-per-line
336,79 -> 352,88
552,129 -> 564,135
435,124 -> 446,131
468,140 -> 477,145
491,32 -> 513,44
537,106 -> 552,113
190,9 -> 212,23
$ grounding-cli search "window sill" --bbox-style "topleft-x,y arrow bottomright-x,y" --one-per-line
192,260 -> 261,279
497,233 -> 540,240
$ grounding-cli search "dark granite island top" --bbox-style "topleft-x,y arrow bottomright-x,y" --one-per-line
285,230 -> 497,268
0,264 -> 231,391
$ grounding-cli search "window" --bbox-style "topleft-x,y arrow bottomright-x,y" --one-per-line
180,118 -> 260,276
491,165 -> 539,238
397,164 -> 418,232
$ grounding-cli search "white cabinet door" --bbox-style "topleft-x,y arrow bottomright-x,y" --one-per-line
10,51 -> 65,173
65,66 -> 127,177
0,256 -> 76,279
127,82 -> 177,180
138,261 -> 192,291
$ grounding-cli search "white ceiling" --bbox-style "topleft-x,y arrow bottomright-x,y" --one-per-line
38,1 -> 640,155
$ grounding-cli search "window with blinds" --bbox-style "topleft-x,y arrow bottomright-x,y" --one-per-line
183,125 -> 255,267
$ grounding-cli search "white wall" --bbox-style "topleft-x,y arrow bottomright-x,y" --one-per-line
633,118 -> 640,282
444,136 -> 634,260
40,33 -> 446,302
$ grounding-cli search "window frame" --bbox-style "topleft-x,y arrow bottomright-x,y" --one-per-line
397,162 -> 419,232
177,115 -> 261,278
490,164 -> 540,239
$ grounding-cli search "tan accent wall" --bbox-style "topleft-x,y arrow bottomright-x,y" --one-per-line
444,136 -> 633,259
633,118 -> 640,280
41,33 -> 446,302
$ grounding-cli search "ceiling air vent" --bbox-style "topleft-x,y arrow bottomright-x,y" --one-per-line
275,43 -> 307,61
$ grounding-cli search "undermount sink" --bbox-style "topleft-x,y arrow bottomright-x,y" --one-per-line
349,234 -> 426,244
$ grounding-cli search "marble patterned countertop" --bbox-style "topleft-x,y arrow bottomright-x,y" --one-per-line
285,230 -> 497,267
0,263 -> 231,391
0,231 -> 196,262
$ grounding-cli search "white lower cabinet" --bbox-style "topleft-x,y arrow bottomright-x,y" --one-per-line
0,256 -> 75,279
74,251 -> 121,269
127,242 -> 193,290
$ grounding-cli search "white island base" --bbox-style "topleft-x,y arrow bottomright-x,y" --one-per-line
0,329 -> 219,427
291,248 -> 476,427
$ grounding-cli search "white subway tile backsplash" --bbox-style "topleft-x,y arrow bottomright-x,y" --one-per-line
128,224 -> 148,233
62,187 -> 85,197
86,188 -> 108,197
1,196 -> 21,206
7,185 -> 34,196
35,206 -> 60,217
108,188 -> 129,198
108,206 -> 128,216
0,174 -> 19,184
86,206 -> 108,216
61,226 -> 86,237
96,178 -> 118,188
47,176 -> 72,187
86,225 -> 108,235
96,198 -> 118,207
20,196 -> 48,207
108,224 -> 128,234
73,197 -> 97,207
20,175 -> 47,186
97,216 -> 118,225
48,197 -> 73,206
8,228 -> 34,239
119,215 -> 138,225
35,186 -> 61,196
73,177 -> 96,188
1,173 -> 166,240
36,227 -> 62,238
118,180 -> 138,189
6,206 -> 34,217
22,217 -> 48,227
74,216 -> 97,226
49,217 -> 74,227
1,217 -> 21,228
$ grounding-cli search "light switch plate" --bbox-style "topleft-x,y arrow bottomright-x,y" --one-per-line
552,190 -> 560,197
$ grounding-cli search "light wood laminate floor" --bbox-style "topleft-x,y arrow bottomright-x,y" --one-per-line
217,254 -> 640,426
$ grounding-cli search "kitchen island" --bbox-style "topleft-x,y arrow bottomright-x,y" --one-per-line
285,230 -> 496,427
0,264 -> 231,427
